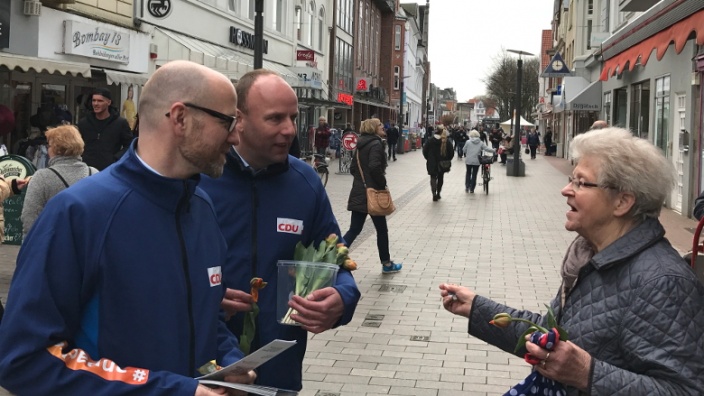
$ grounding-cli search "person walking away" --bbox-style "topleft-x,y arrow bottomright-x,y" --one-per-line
76,88 -> 134,170
21,125 -> 99,237
386,122 -> 399,161
527,129 -> 540,159
462,130 -> 495,193
453,127 -> 469,159
423,124 -> 454,201
342,117 -> 403,274
314,116 -> 331,157
0,60 -> 254,395
544,126 -> 553,156
199,69 -> 360,391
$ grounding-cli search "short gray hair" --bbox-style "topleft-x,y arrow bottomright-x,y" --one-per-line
570,127 -> 676,221
469,130 -> 480,138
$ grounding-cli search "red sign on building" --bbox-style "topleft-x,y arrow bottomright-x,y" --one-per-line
356,78 -> 370,92
337,93 -> 353,106
296,50 -> 315,61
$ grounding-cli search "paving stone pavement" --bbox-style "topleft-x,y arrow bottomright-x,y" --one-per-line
0,149 -> 697,395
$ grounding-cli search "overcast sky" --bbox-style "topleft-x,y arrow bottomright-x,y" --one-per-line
407,0 -> 554,101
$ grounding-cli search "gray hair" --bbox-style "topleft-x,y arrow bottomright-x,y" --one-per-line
570,127 -> 676,221
469,130 -> 480,138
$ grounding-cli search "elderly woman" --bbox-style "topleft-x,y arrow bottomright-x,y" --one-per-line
343,118 -> 402,274
462,130 -> 494,193
440,127 -> 704,394
21,125 -> 98,237
422,124 -> 454,201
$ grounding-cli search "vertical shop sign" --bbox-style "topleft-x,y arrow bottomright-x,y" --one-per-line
0,1 -> 10,49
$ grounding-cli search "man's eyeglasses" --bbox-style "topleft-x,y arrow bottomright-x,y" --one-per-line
567,176 -> 602,191
166,102 -> 238,133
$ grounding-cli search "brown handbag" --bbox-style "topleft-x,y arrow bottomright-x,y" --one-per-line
356,150 -> 395,216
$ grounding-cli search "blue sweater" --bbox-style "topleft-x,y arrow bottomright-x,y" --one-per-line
0,143 -> 243,395
200,150 -> 361,391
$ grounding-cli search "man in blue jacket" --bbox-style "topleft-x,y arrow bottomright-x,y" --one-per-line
0,61 -> 253,395
200,69 -> 361,391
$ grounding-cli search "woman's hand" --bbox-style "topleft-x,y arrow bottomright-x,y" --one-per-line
438,283 -> 475,318
525,338 -> 592,391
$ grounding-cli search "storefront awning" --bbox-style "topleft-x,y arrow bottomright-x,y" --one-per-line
600,10 -> 704,81
104,69 -> 149,86
354,98 -> 396,110
566,81 -> 601,112
0,52 -> 91,77
153,27 -> 298,86
153,27 -> 250,81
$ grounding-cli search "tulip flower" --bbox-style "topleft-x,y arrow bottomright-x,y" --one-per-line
489,306 -> 569,353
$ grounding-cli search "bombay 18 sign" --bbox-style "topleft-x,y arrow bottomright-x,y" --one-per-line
337,93 -> 353,106
63,21 -> 130,64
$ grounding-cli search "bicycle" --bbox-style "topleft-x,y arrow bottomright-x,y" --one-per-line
478,154 -> 493,195
302,152 -> 329,187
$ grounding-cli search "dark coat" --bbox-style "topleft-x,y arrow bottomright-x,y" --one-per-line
347,134 -> 387,213
468,218 -> 704,395
422,135 -> 454,176
386,126 -> 400,145
527,132 -> 540,146
314,125 -> 331,149
76,108 -> 133,171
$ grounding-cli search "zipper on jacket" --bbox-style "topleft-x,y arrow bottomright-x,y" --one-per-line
250,181 -> 259,347
176,181 -> 196,375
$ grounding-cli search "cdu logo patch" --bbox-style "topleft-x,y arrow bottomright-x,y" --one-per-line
277,218 -> 304,235
207,266 -> 222,287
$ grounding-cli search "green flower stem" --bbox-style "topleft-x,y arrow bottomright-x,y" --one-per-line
509,318 -> 548,333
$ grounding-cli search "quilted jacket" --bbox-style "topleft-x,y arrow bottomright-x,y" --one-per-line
468,218 -> 704,395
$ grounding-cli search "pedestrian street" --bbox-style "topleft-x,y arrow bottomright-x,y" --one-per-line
0,150 -> 697,396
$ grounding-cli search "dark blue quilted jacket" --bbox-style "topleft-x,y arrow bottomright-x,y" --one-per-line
468,218 -> 704,395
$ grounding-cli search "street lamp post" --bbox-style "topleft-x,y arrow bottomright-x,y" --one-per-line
254,0 -> 264,69
506,49 -> 534,177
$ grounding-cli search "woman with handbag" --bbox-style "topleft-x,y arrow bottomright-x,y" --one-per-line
343,118 -> 403,274
422,124 -> 454,201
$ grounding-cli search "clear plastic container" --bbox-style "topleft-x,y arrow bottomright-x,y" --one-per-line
277,260 -> 339,325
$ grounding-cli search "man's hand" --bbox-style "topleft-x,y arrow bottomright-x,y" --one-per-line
221,288 -> 253,319
288,287 -> 343,333
194,370 -> 257,396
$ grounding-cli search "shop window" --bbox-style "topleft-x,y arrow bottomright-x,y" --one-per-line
613,87 -> 627,129
653,75 -> 670,153
629,80 -> 650,139
603,91 -> 611,125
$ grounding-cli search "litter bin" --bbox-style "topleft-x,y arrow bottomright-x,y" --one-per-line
506,157 -> 525,177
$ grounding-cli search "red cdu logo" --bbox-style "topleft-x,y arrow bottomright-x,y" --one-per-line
208,266 -> 222,287
277,218 -> 304,235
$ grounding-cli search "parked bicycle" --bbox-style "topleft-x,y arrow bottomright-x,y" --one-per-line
302,152 -> 329,187
478,154 -> 493,194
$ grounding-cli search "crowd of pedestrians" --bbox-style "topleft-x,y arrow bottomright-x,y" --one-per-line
1,61 -> 704,396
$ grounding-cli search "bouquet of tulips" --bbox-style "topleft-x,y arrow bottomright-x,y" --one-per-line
280,234 -> 356,325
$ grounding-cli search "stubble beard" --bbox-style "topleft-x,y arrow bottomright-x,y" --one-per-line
179,121 -> 226,178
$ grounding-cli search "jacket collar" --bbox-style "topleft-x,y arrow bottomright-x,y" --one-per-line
113,140 -> 199,213
225,147 -> 289,179
590,217 -> 664,270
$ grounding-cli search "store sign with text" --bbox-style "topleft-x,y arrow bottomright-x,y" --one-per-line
229,27 -> 268,54
63,21 -> 131,64
296,50 -> 314,61
337,93 -> 353,106
0,1 -> 9,49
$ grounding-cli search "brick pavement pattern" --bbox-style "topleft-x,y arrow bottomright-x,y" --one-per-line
0,150 -> 697,395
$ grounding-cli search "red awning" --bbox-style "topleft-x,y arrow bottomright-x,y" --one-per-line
600,10 -> 704,81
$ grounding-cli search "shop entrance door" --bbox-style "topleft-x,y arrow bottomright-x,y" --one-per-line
672,94 -> 686,213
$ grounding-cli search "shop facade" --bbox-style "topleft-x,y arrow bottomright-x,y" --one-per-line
597,3 -> 704,216
0,3 -> 149,153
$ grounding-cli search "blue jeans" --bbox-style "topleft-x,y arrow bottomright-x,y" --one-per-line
343,210 -> 390,263
465,164 -> 480,191
387,142 -> 397,159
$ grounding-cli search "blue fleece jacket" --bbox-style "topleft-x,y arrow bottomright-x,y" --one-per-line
0,142 -> 243,395
200,150 -> 361,391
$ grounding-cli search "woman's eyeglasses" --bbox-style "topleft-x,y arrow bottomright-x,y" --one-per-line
567,176 -> 601,191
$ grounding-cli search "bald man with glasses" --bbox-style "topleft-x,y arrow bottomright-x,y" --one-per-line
0,60 -> 254,395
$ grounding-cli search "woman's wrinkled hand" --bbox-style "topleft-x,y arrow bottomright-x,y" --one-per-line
525,337 -> 592,391
438,283 -> 475,318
